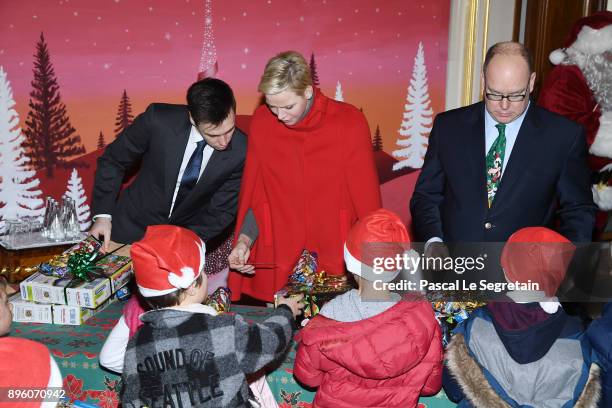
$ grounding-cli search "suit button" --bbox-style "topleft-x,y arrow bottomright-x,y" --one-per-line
484,222 -> 492,229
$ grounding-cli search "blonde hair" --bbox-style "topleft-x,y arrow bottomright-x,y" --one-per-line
258,51 -> 313,96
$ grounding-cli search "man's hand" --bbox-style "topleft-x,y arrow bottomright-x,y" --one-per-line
228,234 -> 255,274
89,218 -> 112,252
424,241 -> 450,271
277,293 -> 305,319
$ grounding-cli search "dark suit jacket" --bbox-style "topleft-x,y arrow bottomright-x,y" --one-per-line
92,103 -> 247,245
410,102 -> 596,243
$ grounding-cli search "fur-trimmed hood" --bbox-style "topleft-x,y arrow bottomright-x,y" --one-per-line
445,332 -> 601,408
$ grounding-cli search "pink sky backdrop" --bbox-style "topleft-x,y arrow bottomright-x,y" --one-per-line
0,0 -> 450,154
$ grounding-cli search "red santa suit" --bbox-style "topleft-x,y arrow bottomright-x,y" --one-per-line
228,88 -> 382,301
539,11 -> 612,213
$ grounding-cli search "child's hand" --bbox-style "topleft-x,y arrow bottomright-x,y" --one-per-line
277,293 -> 305,319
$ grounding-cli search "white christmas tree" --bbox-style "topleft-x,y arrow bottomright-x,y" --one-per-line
0,66 -> 44,232
64,168 -> 91,231
335,81 -> 344,101
392,42 -> 433,170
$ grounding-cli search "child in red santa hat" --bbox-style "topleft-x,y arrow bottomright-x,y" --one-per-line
0,277 -> 64,408
443,227 -> 602,407
293,208 -> 443,408
120,225 -> 303,408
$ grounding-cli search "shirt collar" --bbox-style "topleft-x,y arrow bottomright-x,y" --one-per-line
189,124 -> 205,144
484,100 -> 531,132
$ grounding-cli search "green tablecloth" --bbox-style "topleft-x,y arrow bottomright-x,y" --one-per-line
13,301 -> 456,408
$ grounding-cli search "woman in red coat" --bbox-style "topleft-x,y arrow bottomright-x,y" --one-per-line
228,51 -> 381,301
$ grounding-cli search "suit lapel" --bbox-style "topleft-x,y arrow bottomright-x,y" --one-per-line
490,104 -> 540,210
164,115 -> 191,210
170,140 -> 232,218
465,103 -> 489,210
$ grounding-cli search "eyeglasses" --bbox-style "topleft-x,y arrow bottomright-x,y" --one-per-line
484,84 -> 529,102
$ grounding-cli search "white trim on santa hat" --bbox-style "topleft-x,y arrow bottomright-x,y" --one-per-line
343,243 -> 401,283
571,25 -> 612,56
41,355 -> 64,408
138,240 -> 206,297
506,290 -> 561,314
550,24 -> 612,65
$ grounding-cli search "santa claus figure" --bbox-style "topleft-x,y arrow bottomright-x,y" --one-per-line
539,11 -> 612,212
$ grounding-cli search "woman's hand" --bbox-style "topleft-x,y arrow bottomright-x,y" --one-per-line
228,234 -> 255,274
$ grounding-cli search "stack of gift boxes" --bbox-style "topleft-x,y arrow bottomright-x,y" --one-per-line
9,236 -> 133,325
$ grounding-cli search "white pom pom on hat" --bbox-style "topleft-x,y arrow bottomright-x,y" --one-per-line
131,225 -> 206,297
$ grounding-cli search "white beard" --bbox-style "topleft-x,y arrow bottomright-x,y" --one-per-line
566,49 -> 612,111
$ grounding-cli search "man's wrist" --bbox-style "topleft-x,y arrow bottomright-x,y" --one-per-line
93,214 -> 112,222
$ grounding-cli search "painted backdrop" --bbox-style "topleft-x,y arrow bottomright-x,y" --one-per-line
0,0 -> 449,229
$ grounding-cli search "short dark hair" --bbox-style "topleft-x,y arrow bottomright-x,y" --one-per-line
483,42 -> 533,74
141,273 -> 204,310
186,78 -> 236,127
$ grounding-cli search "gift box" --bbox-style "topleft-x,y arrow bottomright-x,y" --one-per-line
52,295 -> 117,325
20,255 -> 133,308
9,293 -> 53,324
274,250 -> 353,324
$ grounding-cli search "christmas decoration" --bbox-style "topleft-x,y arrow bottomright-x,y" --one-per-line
22,33 -> 86,177
97,131 -> 106,150
114,90 -> 133,138
0,66 -> 44,232
372,125 -> 383,151
334,81 -> 344,101
197,0 -> 218,80
392,41 -> 433,170
64,168 -> 91,231
309,53 -> 320,87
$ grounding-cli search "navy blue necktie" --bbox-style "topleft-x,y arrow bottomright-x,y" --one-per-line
174,140 -> 205,210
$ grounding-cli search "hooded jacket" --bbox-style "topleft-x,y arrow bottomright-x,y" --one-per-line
443,304 -> 601,408
293,298 -> 443,408
587,302 -> 612,407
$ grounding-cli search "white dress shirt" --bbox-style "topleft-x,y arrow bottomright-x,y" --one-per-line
168,125 -> 214,216
94,125 -> 214,221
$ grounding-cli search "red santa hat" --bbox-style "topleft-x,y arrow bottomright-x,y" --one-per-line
550,11 -> 612,65
344,208 -> 410,282
0,337 -> 63,408
131,225 -> 206,297
501,227 -> 575,302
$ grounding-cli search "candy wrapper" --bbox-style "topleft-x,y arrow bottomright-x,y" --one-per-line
38,235 -> 103,281
275,249 -> 354,325
428,290 -> 486,348
206,287 -> 231,313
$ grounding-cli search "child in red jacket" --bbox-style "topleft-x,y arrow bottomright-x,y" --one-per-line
293,209 -> 443,408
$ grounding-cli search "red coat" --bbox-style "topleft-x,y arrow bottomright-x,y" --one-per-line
229,88 -> 381,301
294,299 -> 443,408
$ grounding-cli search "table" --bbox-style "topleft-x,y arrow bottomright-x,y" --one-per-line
13,301 -> 456,408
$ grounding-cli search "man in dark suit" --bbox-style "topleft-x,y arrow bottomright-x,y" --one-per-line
90,78 -> 246,253
411,42 -> 596,255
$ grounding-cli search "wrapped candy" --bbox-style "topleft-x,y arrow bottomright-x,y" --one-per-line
429,292 -> 486,347
275,249 -> 354,325
206,287 -> 231,313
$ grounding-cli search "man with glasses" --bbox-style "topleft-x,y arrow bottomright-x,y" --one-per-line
90,78 -> 246,259
411,42 -> 595,255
